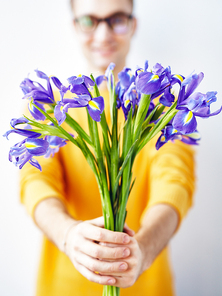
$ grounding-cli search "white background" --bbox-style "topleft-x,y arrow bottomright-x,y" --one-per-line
0,0 -> 222,295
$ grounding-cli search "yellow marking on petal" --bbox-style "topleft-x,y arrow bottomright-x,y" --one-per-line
174,74 -> 184,82
60,105 -> 64,112
161,135 -> 166,142
184,111 -> 193,124
124,99 -> 130,108
78,74 -> 82,77
173,128 -> 178,134
88,100 -> 100,110
25,142 -> 38,149
151,74 -> 159,81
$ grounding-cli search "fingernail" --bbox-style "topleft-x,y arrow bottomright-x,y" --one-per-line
123,248 -> 130,257
107,279 -> 115,285
119,263 -> 127,270
123,235 -> 130,244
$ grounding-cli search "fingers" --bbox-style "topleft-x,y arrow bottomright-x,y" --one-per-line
80,222 -> 131,245
91,217 -> 135,237
74,261 -> 116,286
90,216 -> 105,227
123,223 -> 135,237
75,252 -> 128,275
65,218 -> 138,287
80,239 -> 131,260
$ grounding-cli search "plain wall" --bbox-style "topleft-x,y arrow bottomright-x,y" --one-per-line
0,0 -> 221,295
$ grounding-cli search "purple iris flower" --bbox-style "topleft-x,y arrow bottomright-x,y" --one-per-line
135,62 -> 167,95
53,74 -> 105,124
135,62 -> 173,103
159,86 -> 175,107
156,123 -> 201,150
51,76 -> 70,101
95,75 -> 106,86
54,97 -> 83,125
68,75 -> 94,95
81,94 -> 105,122
3,117 -> 41,140
173,81 -> 222,134
135,60 -> 149,75
54,102 -> 68,125
28,100 -> 46,121
44,136 -> 68,158
20,70 -> 56,120
118,67 -> 135,89
115,67 -> 136,112
105,63 -> 115,88
105,63 -> 115,79
122,82 -> 139,119
55,94 -> 104,124
9,138 -> 49,171
176,72 -> 204,105
20,70 -> 55,104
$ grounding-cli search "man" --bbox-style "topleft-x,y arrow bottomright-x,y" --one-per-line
20,0 -> 195,295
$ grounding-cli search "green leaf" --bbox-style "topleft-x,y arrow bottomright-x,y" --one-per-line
112,139 -> 137,199
151,104 -> 165,122
136,106 -> 178,154
65,113 -> 93,145
133,94 -> 151,141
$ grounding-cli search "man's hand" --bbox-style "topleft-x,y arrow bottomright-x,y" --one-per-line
87,204 -> 179,288
97,236 -> 146,288
65,217 -> 134,286
35,199 -> 178,288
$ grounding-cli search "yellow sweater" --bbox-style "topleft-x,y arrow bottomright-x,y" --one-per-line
20,90 -> 195,296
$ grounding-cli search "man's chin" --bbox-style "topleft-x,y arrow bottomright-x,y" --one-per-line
90,49 -> 117,66
93,56 -> 117,72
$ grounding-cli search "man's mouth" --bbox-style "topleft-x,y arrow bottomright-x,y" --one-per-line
93,47 -> 116,57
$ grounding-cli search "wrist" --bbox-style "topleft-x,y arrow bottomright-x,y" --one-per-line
61,220 -> 81,254
135,232 -> 154,273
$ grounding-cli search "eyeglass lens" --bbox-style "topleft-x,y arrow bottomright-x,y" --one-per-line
76,13 -> 132,34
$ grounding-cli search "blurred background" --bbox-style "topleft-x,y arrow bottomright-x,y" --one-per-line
0,0 -> 221,295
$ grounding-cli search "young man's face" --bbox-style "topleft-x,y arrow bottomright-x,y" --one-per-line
72,0 -> 136,73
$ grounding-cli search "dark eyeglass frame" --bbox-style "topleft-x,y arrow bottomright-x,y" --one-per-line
74,12 -> 134,34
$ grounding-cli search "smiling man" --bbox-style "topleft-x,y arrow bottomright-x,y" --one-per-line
20,0 -> 195,295
72,0 -> 136,77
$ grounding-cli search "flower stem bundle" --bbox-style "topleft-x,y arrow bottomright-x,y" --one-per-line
4,62 -> 222,296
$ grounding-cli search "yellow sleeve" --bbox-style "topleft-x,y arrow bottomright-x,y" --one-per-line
141,137 -> 195,228
20,152 -> 67,221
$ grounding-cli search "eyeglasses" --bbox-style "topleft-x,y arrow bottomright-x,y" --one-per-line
74,12 -> 133,35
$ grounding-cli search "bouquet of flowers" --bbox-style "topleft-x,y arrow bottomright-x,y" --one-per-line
4,60 -> 221,296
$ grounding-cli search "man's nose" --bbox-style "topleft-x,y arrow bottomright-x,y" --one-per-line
93,21 -> 113,43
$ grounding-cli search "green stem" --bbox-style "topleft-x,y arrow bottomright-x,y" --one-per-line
115,108 -> 133,232
136,101 -> 178,154
65,113 -> 93,145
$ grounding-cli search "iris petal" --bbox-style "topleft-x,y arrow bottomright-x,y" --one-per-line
136,72 -> 161,94
172,110 -> 197,134
87,96 -> 104,122
25,138 -> 49,155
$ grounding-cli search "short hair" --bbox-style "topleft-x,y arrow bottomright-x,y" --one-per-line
70,0 -> 134,11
